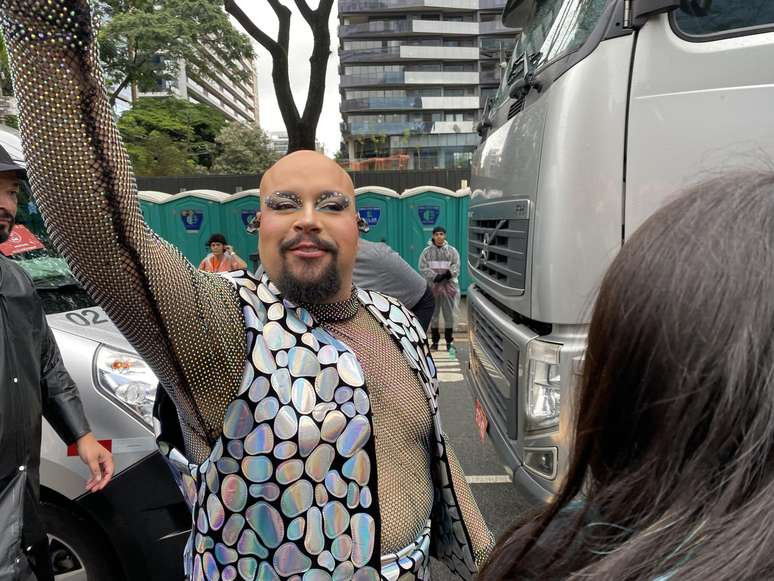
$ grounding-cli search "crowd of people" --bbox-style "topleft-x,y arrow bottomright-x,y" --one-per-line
2,1 -> 774,581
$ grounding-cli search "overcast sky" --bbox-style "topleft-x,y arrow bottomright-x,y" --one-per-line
232,0 -> 342,156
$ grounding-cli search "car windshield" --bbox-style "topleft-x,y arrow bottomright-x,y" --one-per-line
9,183 -> 95,314
519,0 -> 608,68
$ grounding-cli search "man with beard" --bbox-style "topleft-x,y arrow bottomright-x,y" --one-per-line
0,147 -> 113,580
1,3 -> 493,578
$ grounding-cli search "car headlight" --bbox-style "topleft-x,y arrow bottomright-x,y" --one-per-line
94,346 -> 158,427
526,340 -> 561,432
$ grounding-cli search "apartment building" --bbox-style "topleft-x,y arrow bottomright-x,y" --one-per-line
158,54 -> 261,125
338,0 -> 516,169
115,49 -> 261,126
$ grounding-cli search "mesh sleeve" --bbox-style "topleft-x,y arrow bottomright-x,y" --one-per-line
1,1 -> 245,456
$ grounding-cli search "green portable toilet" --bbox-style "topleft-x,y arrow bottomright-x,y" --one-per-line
354,186 -> 401,248
161,189 -> 229,265
400,185 -> 468,291
456,187 -> 471,294
222,189 -> 261,269
137,191 -> 171,239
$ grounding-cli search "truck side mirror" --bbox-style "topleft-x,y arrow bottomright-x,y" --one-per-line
631,0 -> 680,27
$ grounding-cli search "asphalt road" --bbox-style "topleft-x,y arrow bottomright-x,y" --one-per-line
429,335 -> 532,580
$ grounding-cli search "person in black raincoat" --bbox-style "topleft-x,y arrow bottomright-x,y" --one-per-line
0,148 -> 114,581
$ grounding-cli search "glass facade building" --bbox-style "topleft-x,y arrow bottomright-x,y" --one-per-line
338,0 -> 516,169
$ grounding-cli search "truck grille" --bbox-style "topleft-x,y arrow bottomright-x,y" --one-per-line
473,303 -> 505,369
468,211 -> 529,294
470,302 -> 519,439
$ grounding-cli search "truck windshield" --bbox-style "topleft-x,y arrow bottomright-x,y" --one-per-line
10,184 -> 95,314
520,0 -> 608,69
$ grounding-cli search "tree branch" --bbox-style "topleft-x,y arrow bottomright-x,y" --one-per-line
224,0 -> 282,56
265,0 -> 292,54
301,0 -> 333,127
109,73 -> 133,105
293,0 -> 314,26
223,0 -> 300,136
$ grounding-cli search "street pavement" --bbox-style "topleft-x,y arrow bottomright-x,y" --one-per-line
429,334 -> 532,580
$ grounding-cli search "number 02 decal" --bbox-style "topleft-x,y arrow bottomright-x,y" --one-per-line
65,309 -> 109,326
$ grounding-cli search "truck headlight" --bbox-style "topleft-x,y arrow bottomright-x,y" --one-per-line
526,340 -> 561,432
94,346 -> 158,428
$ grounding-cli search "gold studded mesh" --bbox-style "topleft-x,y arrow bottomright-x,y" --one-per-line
1,2 -> 245,463
322,306 -> 436,554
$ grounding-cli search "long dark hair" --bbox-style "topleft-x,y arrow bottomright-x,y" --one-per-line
480,171 -> 774,581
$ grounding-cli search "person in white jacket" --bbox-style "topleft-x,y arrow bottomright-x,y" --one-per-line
419,226 -> 461,351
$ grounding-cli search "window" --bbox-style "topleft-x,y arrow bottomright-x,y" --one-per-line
343,40 -> 382,50
515,0 -> 607,70
673,1 -> 774,38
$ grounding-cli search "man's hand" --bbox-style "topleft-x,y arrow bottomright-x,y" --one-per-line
76,433 -> 114,492
434,270 -> 452,283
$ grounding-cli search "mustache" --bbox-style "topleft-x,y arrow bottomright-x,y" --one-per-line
0,209 -> 14,222
280,233 -> 338,254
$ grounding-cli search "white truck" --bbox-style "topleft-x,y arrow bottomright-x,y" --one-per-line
466,0 -> 774,502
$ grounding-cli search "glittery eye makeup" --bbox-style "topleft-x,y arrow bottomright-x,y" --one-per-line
264,191 -> 351,212
316,191 -> 351,212
265,191 -> 302,211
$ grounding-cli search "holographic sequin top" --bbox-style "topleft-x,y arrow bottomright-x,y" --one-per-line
157,273 -> 491,580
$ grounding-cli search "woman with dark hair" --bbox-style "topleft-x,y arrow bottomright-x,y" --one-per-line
480,171 -> 774,581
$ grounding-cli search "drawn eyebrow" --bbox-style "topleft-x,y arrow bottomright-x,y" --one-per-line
265,191 -> 302,209
317,191 -> 351,206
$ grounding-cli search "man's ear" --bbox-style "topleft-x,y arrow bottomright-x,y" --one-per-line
356,215 -> 369,233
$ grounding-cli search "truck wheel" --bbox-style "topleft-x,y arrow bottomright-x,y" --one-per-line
40,502 -> 119,581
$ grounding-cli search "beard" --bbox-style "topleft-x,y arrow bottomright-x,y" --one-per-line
275,233 -> 342,305
0,210 -> 15,244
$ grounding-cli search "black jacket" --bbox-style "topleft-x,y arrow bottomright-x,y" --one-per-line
0,255 -> 90,580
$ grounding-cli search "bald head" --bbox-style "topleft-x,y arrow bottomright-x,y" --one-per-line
260,150 -> 354,203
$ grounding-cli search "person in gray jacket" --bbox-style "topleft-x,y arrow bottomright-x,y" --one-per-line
419,226 -> 461,351
0,152 -> 113,581
353,238 -> 435,330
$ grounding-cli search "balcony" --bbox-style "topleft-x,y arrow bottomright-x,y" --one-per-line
404,70 -> 480,85
479,0 -> 507,9
479,20 -> 514,34
479,68 -> 503,84
341,96 -> 424,112
344,119 -> 477,136
340,46 -> 401,63
399,45 -> 480,60
340,95 -> 480,112
340,19 -> 479,38
421,96 -> 479,109
340,72 -> 406,87
340,0 -> 478,13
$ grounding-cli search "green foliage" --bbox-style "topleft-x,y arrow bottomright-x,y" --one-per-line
96,0 -> 254,103
117,96 -> 226,175
211,123 -> 279,175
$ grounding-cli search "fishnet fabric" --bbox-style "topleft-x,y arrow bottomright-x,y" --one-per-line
446,441 -> 495,566
314,302 -> 436,554
0,1 -> 245,464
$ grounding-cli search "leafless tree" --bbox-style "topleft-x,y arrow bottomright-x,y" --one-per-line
224,0 -> 333,153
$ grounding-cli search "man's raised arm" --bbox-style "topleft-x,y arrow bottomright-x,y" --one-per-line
0,1 -> 245,454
